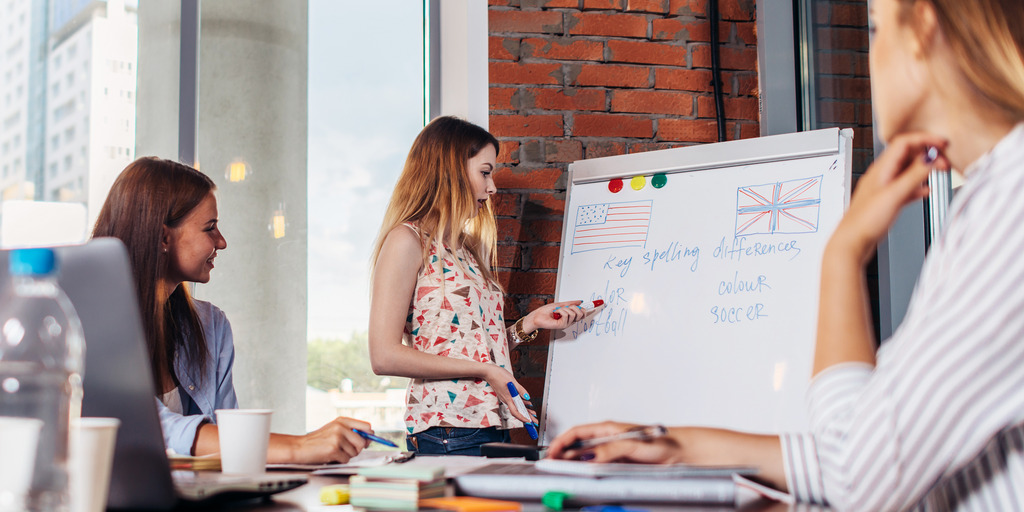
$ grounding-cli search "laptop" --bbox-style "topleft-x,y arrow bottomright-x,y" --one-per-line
0,239 -> 307,509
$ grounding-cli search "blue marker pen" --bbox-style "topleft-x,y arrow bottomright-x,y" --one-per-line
353,428 -> 399,448
506,382 -> 538,440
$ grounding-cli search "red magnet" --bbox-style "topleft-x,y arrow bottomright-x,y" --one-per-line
608,179 -> 624,193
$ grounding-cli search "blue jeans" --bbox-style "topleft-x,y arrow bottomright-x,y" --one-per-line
406,427 -> 510,456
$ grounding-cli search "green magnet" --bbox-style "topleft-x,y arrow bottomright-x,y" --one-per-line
651,173 -> 667,188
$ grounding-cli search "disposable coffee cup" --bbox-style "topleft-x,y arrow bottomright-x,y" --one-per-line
215,409 -> 272,475
70,417 -> 121,512
0,417 -> 44,510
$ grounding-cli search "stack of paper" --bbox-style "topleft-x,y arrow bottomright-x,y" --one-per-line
350,464 -> 446,510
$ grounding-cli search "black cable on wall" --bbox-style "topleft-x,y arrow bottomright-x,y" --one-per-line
709,0 -> 727,142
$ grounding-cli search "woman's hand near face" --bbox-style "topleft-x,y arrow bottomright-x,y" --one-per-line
828,133 -> 950,265
268,417 -> 372,465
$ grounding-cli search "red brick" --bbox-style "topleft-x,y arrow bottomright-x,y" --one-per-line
658,118 -> 718,142
521,0 -> 579,7
654,68 -> 714,91
853,126 -> 873,149
497,244 -> 522,268
573,64 -> 650,87
611,89 -> 693,115
526,191 -> 566,214
816,51 -> 854,75
697,95 -> 758,120
816,76 -> 871,100
719,0 -> 754,21
528,220 -> 564,243
734,21 -> 756,45
652,18 -> 709,41
490,114 -> 564,136
530,245 -> 563,269
831,3 -> 868,27
816,27 -> 868,51
490,10 -> 564,34
544,140 -> 583,162
669,0 -> 706,16
492,192 -> 521,216
489,0 -> 512,5
490,62 -> 563,85
817,101 -> 856,124
523,87 -> 606,111
494,167 -> 564,189
586,140 -> 627,158
856,102 -> 874,124
490,87 -> 517,110
573,113 -> 654,137
503,270 -> 559,294
628,141 -> 680,153
724,71 -> 758,96
520,37 -> 604,61
854,52 -> 870,76
568,12 -> 647,38
608,39 -> 686,66
498,140 -> 520,163
739,122 -> 759,139
583,0 -> 624,9
626,0 -> 668,13
691,45 -> 757,70
489,36 -> 520,60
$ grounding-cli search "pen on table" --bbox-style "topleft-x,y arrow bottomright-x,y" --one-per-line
353,428 -> 398,448
552,299 -> 605,320
506,382 -> 538,440
566,424 -> 667,451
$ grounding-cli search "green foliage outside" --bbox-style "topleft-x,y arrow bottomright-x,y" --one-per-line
307,332 -> 409,392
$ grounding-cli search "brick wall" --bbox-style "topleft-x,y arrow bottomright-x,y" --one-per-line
487,0 -> 759,441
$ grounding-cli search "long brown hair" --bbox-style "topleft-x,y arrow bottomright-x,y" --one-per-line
371,116 -> 501,285
902,0 -> 1024,122
92,157 -> 216,393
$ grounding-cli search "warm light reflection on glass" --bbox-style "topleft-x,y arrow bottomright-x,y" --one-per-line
773,361 -> 787,391
226,160 -> 249,182
272,209 -> 286,239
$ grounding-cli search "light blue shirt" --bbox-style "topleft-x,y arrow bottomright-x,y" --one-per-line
156,299 -> 238,455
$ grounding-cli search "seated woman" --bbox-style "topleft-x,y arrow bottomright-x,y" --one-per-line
549,0 -> 1024,508
93,156 -> 372,463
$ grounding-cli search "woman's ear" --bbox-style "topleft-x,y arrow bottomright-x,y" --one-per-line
161,225 -> 172,254
909,0 -> 940,58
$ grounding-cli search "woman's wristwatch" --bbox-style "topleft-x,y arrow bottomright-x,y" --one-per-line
512,317 -> 538,344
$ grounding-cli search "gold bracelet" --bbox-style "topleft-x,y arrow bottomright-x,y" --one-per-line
514,318 -> 538,343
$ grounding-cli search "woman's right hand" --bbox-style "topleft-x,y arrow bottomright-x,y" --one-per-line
546,421 -> 683,463
285,416 -> 373,464
482,365 -> 537,425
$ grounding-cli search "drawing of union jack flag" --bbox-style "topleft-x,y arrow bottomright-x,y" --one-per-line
735,175 -> 822,236
571,200 -> 653,254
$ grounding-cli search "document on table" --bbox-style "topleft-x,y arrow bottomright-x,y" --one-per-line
266,450 -> 404,473
534,458 -> 758,478
315,455 -> 527,477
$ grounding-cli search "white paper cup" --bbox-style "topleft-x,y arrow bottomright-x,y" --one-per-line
215,409 -> 272,475
69,417 -> 120,512
0,417 -> 44,510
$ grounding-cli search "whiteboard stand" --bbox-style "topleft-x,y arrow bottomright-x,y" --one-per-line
541,128 -> 853,444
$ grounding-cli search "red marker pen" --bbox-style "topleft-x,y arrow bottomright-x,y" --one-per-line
552,299 -> 605,319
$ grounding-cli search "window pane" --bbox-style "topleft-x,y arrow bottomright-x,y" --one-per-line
306,0 -> 424,443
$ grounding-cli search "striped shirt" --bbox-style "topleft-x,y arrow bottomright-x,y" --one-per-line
782,123 -> 1024,511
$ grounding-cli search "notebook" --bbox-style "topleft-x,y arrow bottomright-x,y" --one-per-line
0,239 -> 307,509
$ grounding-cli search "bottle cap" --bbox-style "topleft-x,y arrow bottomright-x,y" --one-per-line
9,248 -> 56,276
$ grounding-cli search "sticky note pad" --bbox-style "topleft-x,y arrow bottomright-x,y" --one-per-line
419,496 -> 522,512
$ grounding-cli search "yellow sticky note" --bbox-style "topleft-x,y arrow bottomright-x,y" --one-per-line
319,484 -> 350,505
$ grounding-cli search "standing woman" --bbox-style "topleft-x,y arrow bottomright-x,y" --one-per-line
93,157 -> 372,463
549,0 -> 1024,509
369,117 -> 585,455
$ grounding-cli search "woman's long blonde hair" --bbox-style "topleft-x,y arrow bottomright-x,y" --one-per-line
372,116 -> 501,286
903,0 -> 1024,121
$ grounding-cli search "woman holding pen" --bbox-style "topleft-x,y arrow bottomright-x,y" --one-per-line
549,0 -> 1024,508
368,116 -> 586,455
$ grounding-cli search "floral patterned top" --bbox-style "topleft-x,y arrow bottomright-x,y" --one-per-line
401,224 -> 520,434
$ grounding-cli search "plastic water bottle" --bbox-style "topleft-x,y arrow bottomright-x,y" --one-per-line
0,248 -> 85,512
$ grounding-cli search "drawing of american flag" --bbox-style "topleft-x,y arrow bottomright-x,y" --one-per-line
735,175 -> 822,236
571,200 -> 653,254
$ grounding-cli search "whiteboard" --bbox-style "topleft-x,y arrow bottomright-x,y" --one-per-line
541,128 -> 853,443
